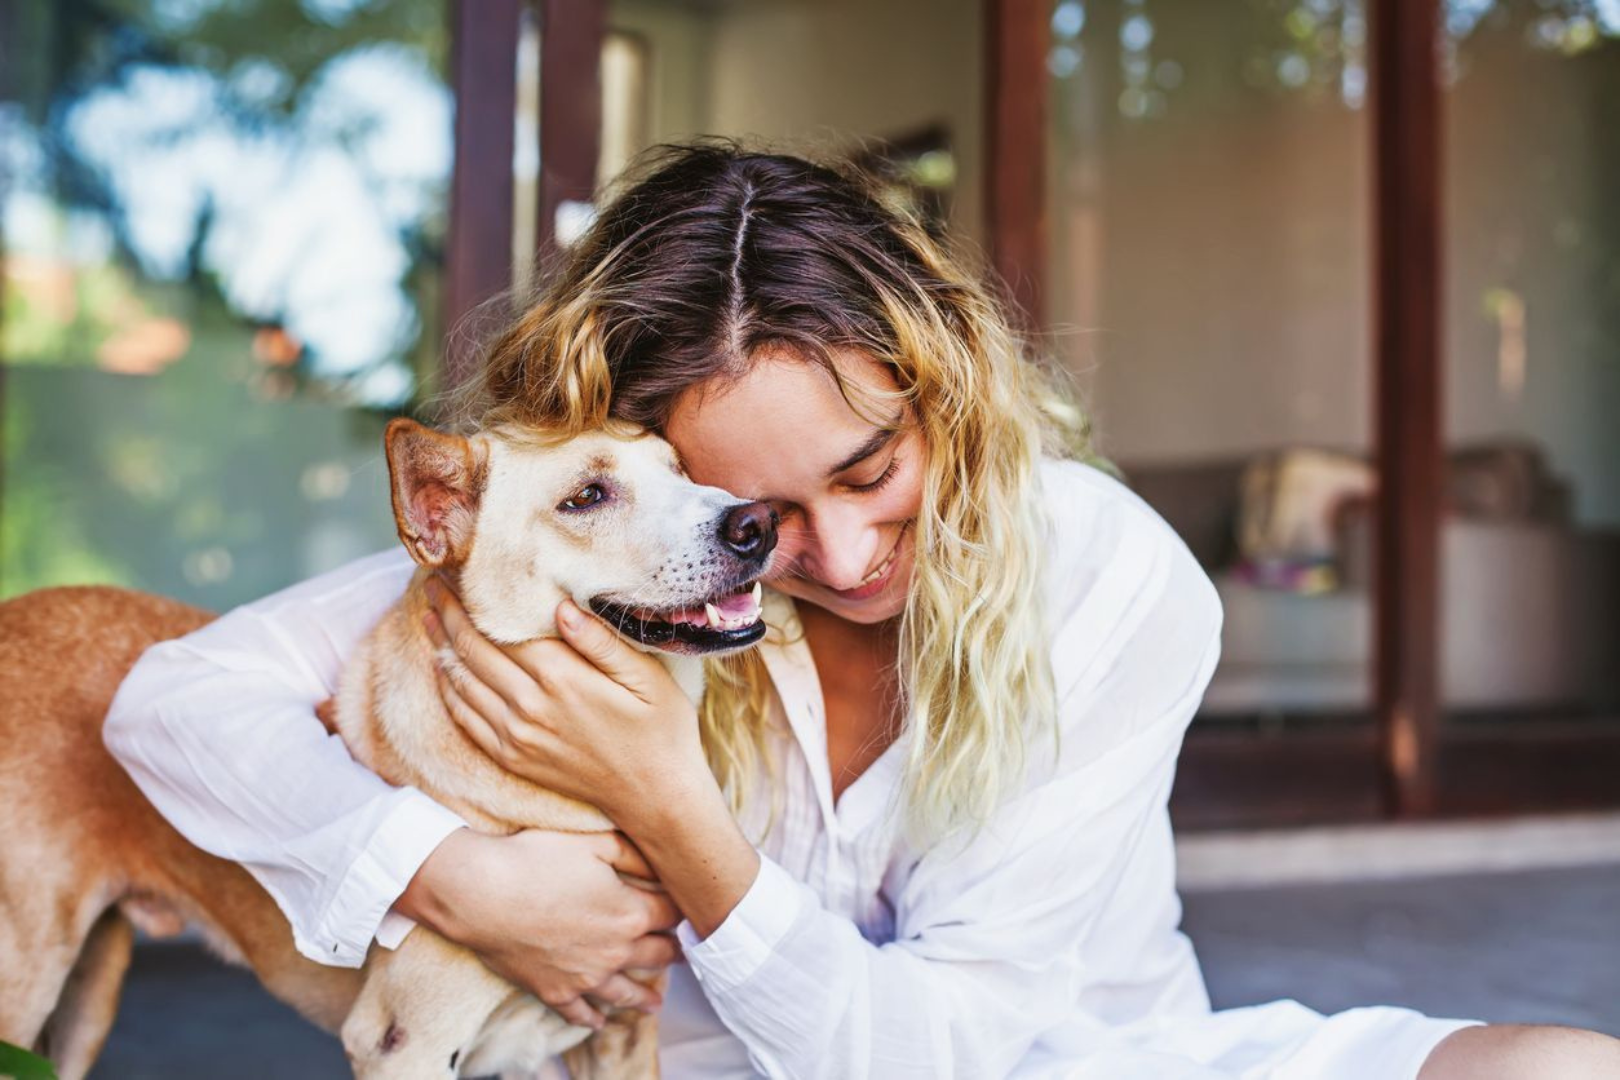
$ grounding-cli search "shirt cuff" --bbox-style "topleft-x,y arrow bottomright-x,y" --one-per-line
678,854 -> 807,995
304,788 -> 468,966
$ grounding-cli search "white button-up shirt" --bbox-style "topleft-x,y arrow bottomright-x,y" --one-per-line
104,460 -> 1479,1078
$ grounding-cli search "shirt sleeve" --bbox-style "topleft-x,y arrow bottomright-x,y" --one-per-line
103,549 -> 469,967
676,473 -> 1225,1078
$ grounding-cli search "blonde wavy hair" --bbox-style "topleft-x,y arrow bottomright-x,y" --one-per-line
453,141 -> 1094,841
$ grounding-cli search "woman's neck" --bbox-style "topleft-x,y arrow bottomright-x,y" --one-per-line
795,601 -> 898,660
795,602 -> 903,802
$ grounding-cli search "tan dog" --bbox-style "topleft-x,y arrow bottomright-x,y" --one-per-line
0,418 -> 778,1079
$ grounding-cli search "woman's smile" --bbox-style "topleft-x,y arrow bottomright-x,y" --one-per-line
827,520 -> 911,602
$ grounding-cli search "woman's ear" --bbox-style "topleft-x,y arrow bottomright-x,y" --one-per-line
384,418 -> 488,567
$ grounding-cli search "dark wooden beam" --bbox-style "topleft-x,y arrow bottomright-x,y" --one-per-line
1434,721 -> 1620,817
1172,725 -> 1385,832
443,0 -> 523,392
1370,0 -> 1444,818
536,0 -> 603,257
984,0 -> 1047,327
1173,718 -> 1620,832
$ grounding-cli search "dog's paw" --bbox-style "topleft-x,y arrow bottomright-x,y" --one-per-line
459,997 -> 590,1077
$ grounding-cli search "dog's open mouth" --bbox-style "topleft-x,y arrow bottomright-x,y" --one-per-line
590,582 -> 767,653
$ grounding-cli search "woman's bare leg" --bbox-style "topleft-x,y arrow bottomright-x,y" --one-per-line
1419,1023 -> 1620,1079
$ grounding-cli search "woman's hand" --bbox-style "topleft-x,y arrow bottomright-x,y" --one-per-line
395,827 -> 681,1030
422,576 -> 712,824
422,575 -> 764,941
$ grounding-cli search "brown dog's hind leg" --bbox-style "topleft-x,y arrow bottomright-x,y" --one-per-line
35,910 -> 135,1080
0,894 -> 87,1061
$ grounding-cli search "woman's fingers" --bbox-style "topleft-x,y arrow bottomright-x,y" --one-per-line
556,601 -> 661,700
425,578 -> 542,720
439,640 -> 524,730
550,995 -> 606,1031
437,670 -> 508,762
597,838 -> 680,931
587,973 -> 663,1014
599,831 -> 656,881
627,933 -> 682,970
633,886 -> 682,933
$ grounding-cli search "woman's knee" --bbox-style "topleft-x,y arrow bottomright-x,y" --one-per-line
1418,1022 -> 1620,1079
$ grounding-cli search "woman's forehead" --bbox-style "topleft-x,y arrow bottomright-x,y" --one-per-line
664,349 -> 901,488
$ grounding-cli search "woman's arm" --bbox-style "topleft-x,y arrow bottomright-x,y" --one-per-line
641,494 -> 1227,1078
104,550 -> 460,965
103,550 -> 678,1028
422,478 -> 1225,1075
424,584 -> 763,937
395,827 -> 681,1028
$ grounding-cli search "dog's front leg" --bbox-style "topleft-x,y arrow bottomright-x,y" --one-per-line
343,928 -> 582,1079
560,969 -> 666,1080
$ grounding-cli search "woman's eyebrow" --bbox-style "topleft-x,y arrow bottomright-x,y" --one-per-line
826,412 -> 903,478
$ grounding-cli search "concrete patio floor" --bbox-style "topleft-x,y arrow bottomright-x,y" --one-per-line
89,862 -> 1620,1077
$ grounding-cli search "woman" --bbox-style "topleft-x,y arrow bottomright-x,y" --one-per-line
106,144 -> 1618,1077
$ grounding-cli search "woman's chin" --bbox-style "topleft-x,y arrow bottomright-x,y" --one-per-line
820,592 -> 906,625
775,567 -> 912,625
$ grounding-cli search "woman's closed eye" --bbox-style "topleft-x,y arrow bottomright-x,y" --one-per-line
847,456 -> 901,494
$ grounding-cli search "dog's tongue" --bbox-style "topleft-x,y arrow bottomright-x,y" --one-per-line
635,585 -> 762,629
713,591 -> 758,620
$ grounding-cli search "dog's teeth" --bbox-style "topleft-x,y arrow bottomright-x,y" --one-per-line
752,582 -> 762,607
705,602 -> 722,628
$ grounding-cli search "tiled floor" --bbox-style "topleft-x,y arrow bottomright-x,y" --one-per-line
88,863 -> 1620,1077
1182,863 -> 1620,1036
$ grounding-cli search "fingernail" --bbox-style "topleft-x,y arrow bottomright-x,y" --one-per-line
423,609 -> 441,640
557,602 -> 581,631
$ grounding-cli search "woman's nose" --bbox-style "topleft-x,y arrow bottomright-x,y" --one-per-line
799,511 -> 877,591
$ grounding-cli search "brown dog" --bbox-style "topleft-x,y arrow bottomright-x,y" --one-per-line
0,418 -> 777,1078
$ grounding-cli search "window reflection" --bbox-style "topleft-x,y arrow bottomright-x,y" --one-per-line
1046,0 -> 1374,724
5,3 -> 450,404
1045,0 -> 1620,724
1,1 -> 450,606
1443,0 -> 1620,719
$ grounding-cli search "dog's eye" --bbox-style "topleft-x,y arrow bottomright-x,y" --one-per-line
560,484 -> 607,511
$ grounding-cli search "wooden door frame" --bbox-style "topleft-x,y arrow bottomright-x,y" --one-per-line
1370,0 -> 1443,819
443,0 -> 602,391
443,0 -> 523,390
534,0 -> 603,259
985,0 -> 1048,327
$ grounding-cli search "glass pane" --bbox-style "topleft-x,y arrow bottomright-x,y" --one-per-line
1441,2 -> 1620,724
2,0 -> 451,608
1047,0 -> 1376,728
596,0 -> 983,241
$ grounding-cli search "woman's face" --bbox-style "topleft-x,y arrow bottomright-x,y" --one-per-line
664,348 -> 924,625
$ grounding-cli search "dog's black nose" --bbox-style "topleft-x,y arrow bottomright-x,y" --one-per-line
720,501 -> 779,559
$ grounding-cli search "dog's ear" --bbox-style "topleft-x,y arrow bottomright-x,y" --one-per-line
385,418 -> 487,567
